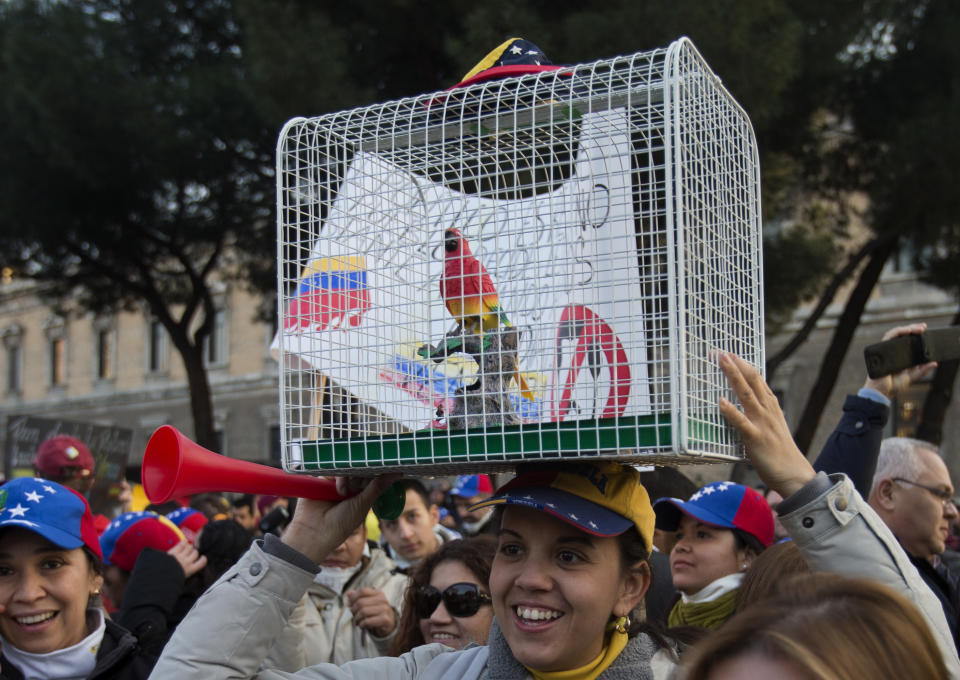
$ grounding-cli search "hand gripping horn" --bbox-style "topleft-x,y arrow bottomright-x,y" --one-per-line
140,425 -> 404,519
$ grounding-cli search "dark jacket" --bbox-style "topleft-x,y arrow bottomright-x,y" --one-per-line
644,549 -> 677,626
0,618 -> 156,680
813,393 -> 888,498
114,547 -> 200,657
912,552 -> 960,652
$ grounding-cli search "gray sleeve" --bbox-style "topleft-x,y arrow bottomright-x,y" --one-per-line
263,533 -> 321,575
780,474 -> 960,680
148,540 -> 454,680
148,541 -> 315,679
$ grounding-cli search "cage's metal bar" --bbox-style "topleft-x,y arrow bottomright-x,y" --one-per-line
359,84 -> 665,154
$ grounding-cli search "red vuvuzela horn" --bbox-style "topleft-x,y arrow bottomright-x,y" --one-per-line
141,425 -> 344,504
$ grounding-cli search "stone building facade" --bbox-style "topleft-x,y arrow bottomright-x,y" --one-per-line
0,274 -> 281,475
3,261 -> 958,483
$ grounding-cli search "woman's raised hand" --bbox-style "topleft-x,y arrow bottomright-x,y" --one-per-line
718,353 -> 815,498
167,540 -> 208,579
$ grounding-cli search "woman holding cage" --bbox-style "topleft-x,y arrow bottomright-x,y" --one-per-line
147,353 -> 960,679
149,459 -> 679,678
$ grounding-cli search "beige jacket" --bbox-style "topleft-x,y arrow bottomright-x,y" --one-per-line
778,472 -> 960,679
265,545 -> 409,669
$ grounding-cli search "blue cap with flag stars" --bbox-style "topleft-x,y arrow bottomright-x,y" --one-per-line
100,510 -> 184,572
0,477 -> 103,560
653,481 -> 775,548
450,474 -> 494,498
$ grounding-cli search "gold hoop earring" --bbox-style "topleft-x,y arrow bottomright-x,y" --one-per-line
613,615 -> 630,634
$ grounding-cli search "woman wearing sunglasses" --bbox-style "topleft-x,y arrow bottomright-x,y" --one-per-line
390,537 -> 496,654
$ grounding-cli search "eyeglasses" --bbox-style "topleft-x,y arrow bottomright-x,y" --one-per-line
892,478 -> 954,506
414,582 -> 492,619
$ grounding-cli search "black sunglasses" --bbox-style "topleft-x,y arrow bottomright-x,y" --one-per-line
414,582 -> 492,619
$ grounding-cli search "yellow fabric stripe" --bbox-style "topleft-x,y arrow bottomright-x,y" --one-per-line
460,37 -> 521,82
527,629 -> 628,680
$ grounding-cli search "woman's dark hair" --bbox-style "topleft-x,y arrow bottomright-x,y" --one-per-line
616,525 -> 668,644
389,537 -> 496,656
83,545 -> 105,609
145,500 -> 181,516
196,519 -> 254,588
732,527 -> 767,558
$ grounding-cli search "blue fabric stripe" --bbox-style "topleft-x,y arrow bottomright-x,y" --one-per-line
296,271 -> 366,295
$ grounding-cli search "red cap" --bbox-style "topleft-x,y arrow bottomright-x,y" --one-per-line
33,435 -> 95,479
100,512 -> 185,572
166,507 -> 208,543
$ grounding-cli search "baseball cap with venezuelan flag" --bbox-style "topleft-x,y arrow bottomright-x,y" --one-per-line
166,506 -> 208,543
653,481 -> 774,548
0,477 -> 103,560
468,461 -> 655,554
100,511 -> 185,572
452,37 -> 565,90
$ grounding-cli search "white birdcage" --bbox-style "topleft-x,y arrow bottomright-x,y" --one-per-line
274,37 -> 763,475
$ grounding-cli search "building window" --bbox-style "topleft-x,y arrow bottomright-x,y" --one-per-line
2,323 -> 24,395
49,337 -> 66,387
203,308 -> 228,367
94,321 -> 116,381
42,315 -> 67,389
7,343 -> 21,394
148,319 -> 167,373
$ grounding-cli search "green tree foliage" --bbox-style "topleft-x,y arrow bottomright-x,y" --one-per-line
4,0 -> 956,452
235,0 -> 848,321
788,0 -> 960,449
0,0 -> 275,449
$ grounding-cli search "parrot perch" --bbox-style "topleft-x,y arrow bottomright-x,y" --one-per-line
440,228 -> 535,402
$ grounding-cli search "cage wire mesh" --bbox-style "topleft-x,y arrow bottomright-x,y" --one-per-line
274,37 -> 763,475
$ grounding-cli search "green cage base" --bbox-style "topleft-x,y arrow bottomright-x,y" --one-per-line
293,413 -> 731,472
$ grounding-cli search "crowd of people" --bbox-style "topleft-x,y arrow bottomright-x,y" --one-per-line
3,321 -> 960,679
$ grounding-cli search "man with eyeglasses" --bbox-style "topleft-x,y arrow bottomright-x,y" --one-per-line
869,437 -> 960,650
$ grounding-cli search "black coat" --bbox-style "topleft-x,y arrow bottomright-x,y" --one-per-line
0,618 -> 156,680
114,548 -> 200,658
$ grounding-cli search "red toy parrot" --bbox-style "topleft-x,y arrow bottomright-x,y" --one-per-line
440,228 -> 535,401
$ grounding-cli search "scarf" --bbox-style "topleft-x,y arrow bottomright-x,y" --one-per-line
485,617 -> 658,680
461,508 -> 495,536
527,621 -> 628,680
1,609 -> 105,680
668,573 -> 743,630
314,543 -> 369,594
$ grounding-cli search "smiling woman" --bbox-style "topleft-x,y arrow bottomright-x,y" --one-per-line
390,537 -> 496,655
148,352 -> 960,679
0,477 -> 156,680
150,462 -> 681,679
